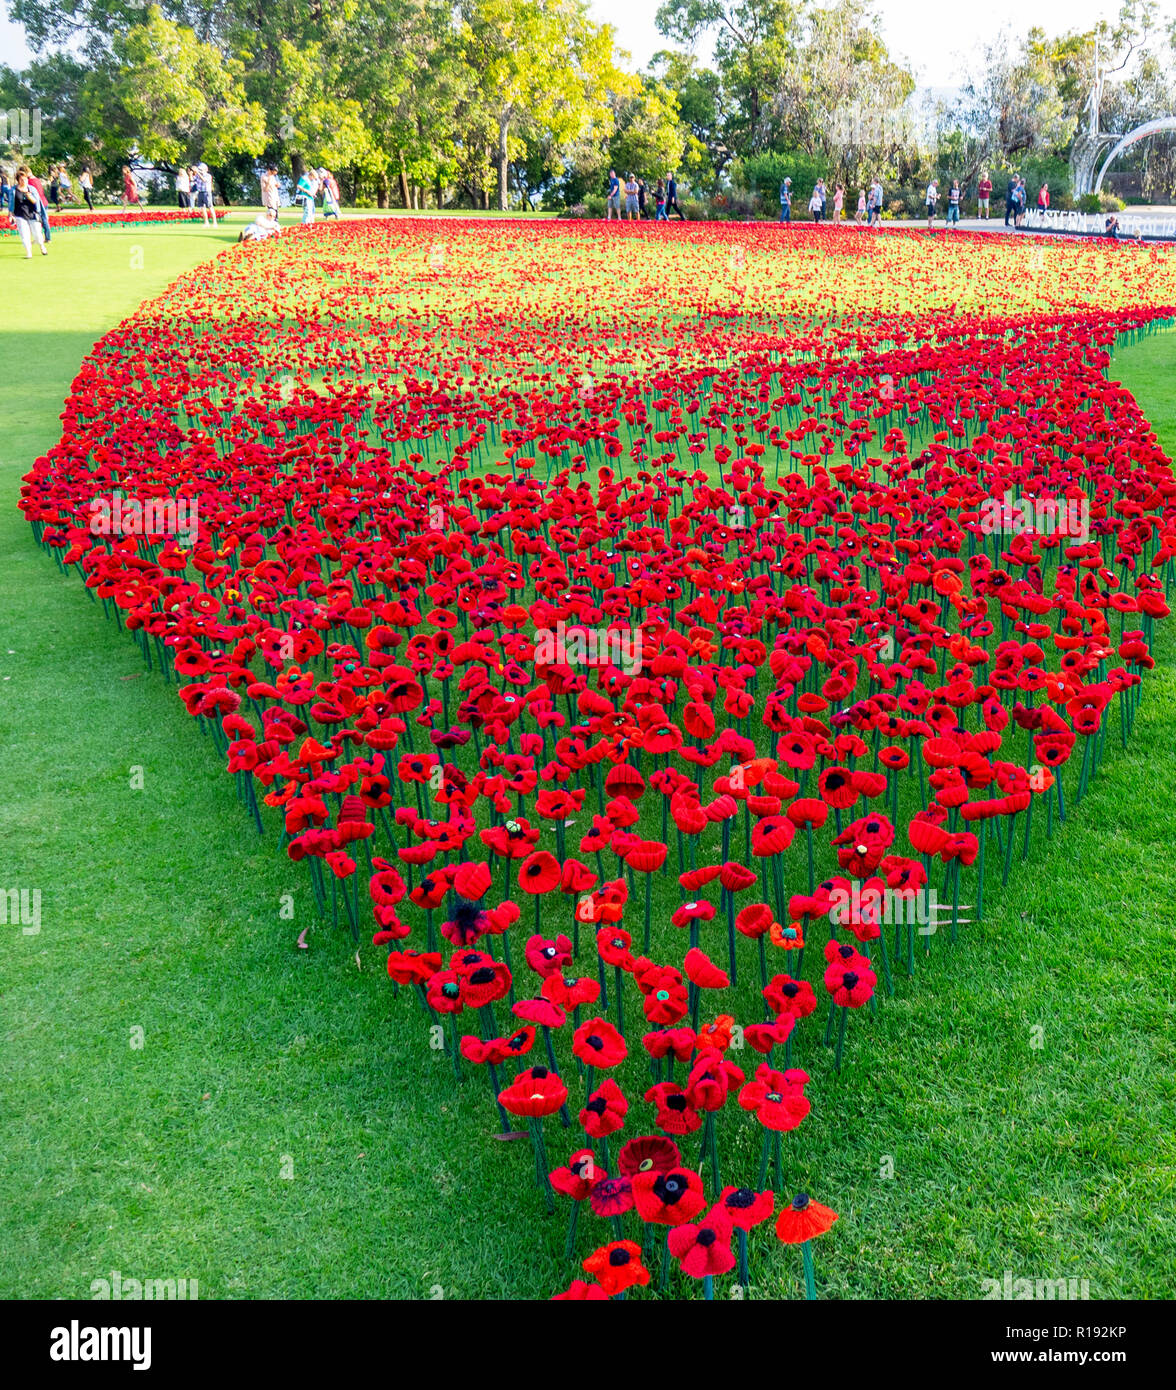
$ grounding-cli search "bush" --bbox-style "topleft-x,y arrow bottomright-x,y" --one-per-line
715,187 -> 764,220
559,195 -> 606,219
680,197 -> 710,221
1077,192 -> 1127,214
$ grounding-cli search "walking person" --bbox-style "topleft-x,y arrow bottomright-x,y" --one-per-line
1014,178 -> 1026,228
623,172 -> 639,222
12,168 -> 48,258
1037,182 -> 1050,217
48,165 -> 62,210
26,166 -> 51,241
946,179 -> 961,229
808,185 -> 823,223
665,171 -> 686,220
121,164 -> 140,210
605,169 -> 620,221
855,186 -> 866,224
779,176 -> 792,224
79,165 -> 94,210
320,168 -> 341,218
176,165 -> 191,209
833,183 -> 844,221
637,176 -> 648,220
654,178 -> 667,221
295,166 -> 318,225
193,163 -> 218,226
818,178 -> 827,221
925,177 -> 938,229
58,162 -> 74,204
1004,175 -> 1018,228
977,171 -> 992,219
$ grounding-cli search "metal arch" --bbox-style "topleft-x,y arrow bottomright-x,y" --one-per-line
1093,117 -> 1176,194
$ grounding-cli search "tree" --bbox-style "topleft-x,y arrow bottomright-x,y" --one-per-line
461,0 -> 633,210
88,7 -> 266,175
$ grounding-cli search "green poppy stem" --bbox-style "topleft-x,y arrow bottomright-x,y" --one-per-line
801,1241 -> 816,1299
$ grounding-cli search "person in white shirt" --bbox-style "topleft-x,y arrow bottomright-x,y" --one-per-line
260,166 -> 280,219
239,209 -> 281,242
925,180 -> 938,229
79,166 -> 94,210
176,166 -> 191,209
193,163 -> 217,227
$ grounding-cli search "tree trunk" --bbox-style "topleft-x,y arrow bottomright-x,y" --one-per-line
398,151 -> 411,209
435,173 -> 444,209
497,112 -> 510,212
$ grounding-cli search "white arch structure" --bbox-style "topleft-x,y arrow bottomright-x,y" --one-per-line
1091,117 -> 1176,195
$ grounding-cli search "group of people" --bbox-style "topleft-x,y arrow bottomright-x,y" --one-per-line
170,164 -> 220,225
605,171 -> 686,221
1,162 -> 51,257
292,166 -> 341,225
779,178 -> 886,226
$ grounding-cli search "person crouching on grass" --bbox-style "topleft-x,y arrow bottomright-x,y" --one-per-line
12,169 -> 48,258
239,209 -> 281,243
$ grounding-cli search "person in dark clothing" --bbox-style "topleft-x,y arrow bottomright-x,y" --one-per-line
665,172 -> 686,220
1004,176 -> 1018,228
637,177 -> 648,219
12,170 -> 48,257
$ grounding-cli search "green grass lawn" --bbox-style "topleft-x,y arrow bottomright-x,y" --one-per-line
1,225 -> 1173,1300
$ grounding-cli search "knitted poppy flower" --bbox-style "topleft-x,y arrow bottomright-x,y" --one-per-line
743,1015 -> 796,1054
550,1148 -> 603,1200
817,766 -> 859,810
617,1134 -> 681,1178
764,973 -> 818,1019
718,1186 -> 776,1230
751,816 -> 795,855
786,797 -> 828,829
668,1207 -> 736,1278
588,1174 -> 634,1218
735,903 -> 774,939
518,849 -> 562,894
543,973 -> 601,1011
738,1064 -> 811,1131
643,1081 -> 703,1136
572,1016 -> 628,1068
511,995 -> 567,1029
631,1165 -> 707,1224
596,926 -> 634,970
641,1026 -> 697,1062
498,1065 -> 568,1118
459,960 -> 512,1009
671,899 -> 716,929
425,969 -> 465,1014
385,949 -> 441,985
525,933 -> 573,978
823,950 -> 877,1008
775,1192 -> 839,1244
550,1279 -> 609,1301
683,947 -> 730,989
580,1078 -> 629,1139
679,865 -> 724,893
582,1240 -> 650,1297
684,1051 -> 745,1112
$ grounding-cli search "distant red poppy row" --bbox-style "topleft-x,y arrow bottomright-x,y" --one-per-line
1,207 -> 227,234
21,219 -> 1176,1297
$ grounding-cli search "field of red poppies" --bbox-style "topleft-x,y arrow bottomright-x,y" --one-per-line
20,219 -> 1176,1298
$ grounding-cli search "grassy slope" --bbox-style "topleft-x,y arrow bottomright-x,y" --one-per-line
0,226 -> 1173,1300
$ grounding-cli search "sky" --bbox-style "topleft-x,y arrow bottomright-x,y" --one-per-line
1,0 -> 1171,79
